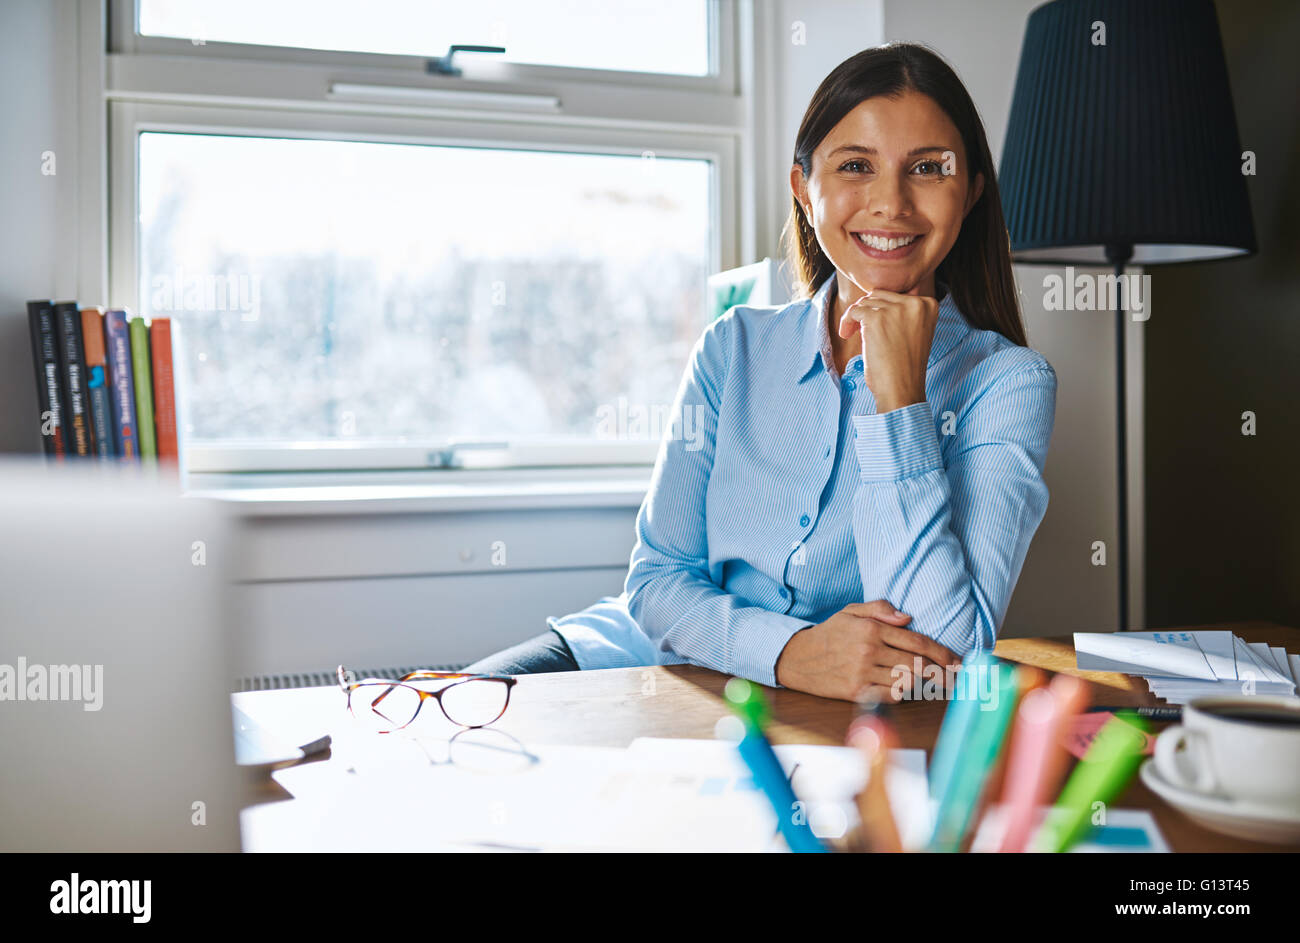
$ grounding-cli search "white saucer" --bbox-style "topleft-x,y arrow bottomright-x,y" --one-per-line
1140,759 -> 1300,845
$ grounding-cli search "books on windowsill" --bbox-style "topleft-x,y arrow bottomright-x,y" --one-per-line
26,301 -> 181,469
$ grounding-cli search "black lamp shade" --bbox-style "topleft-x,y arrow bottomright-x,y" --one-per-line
1000,0 -> 1256,265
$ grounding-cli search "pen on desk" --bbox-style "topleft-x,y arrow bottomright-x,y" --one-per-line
724,678 -> 827,854
927,657 -> 1020,853
1030,710 -> 1149,853
1084,706 -> 1181,721
995,673 -> 1088,853
846,700 -> 903,853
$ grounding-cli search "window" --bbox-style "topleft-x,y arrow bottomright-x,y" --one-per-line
108,1 -> 744,473
138,0 -> 712,76
139,132 -> 711,447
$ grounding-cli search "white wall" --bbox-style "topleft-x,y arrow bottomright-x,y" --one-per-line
745,1 -> 885,268
231,504 -> 638,676
0,0 -> 83,455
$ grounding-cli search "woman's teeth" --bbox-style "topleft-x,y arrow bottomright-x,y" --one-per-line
855,233 -> 919,251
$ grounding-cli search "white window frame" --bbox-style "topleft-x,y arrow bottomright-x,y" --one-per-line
111,0 -> 736,91
103,0 -> 758,477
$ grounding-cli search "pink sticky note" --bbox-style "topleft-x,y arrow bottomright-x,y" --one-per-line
1062,712 -> 1156,760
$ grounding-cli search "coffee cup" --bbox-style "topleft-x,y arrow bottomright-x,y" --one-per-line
1153,696 -> 1300,810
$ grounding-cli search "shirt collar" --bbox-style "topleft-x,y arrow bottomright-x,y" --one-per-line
790,270 -> 971,384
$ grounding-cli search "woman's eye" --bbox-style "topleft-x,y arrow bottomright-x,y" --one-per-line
913,160 -> 943,176
840,160 -> 870,174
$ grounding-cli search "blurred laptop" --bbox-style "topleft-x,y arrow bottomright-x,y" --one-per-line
0,459 -> 243,851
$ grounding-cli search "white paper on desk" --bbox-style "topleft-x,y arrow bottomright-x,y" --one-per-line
1124,634 -> 1288,704
1290,654 -> 1300,690
1146,679 -> 1239,703
258,735 -> 931,852
1239,642 -> 1295,694
1244,642 -> 1289,684
1146,680 -> 1298,706
620,738 -> 933,852
1074,632 -> 1215,680
1228,638 -> 1295,694
232,687 -> 343,749
1234,636 -> 1270,682
1268,647 -> 1294,684
257,736 -> 541,852
1187,631 -> 1247,681
262,739 -> 634,851
240,788 -> 517,853
970,806 -> 1169,853
267,736 -> 765,852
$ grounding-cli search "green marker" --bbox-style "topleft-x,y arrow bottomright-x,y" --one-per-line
1032,711 -> 1149,853
725,677 -> 771,732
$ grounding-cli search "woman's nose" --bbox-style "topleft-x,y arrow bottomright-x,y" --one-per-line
865,173 -> 913,219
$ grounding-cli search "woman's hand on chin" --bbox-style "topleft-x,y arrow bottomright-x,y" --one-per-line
774,599 -> 962,702
838,288 -> 939,413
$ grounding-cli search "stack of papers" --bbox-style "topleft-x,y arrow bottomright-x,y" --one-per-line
1074,630 -> 1299,704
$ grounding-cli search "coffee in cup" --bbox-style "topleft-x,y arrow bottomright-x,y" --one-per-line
1153,696 -> 1300,809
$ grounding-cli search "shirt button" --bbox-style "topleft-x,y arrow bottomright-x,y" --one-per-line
824,444 -> 832,458
843,379 -> 856,391
799,514 -> 810,527
778,588 -> 789,599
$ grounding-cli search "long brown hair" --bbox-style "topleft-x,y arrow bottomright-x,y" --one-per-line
782,42 -> 1026,347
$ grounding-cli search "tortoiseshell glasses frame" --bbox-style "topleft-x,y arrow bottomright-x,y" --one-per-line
336,665 -> 517,733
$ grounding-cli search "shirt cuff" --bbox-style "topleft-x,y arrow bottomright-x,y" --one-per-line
852,401 -> 943,481
729,612 -> 815,688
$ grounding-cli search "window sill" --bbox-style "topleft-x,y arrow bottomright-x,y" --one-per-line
184,466 -> 653,516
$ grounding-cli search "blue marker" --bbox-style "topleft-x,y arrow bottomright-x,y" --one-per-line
724,678 -> 827,853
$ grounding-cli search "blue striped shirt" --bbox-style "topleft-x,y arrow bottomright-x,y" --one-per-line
550,271 -> 1057,686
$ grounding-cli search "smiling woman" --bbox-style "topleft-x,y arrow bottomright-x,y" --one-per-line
786,45 -> 1026,367
465,43 -> 1059,704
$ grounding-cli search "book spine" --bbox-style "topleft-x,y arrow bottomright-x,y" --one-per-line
52,301 -> 92,456
26,300 -> 66,459
149,318 -> 178,464
103,310 -> 140,460
80,307 -> 115,459
129,316 -> 157,460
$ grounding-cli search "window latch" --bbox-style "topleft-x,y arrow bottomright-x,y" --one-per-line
426,44 -> 506,77
426,441 -> 510,469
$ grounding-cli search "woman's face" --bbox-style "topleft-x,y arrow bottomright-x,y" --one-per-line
790,89 -> 984,296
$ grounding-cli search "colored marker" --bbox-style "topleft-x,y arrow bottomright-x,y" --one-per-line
724,679 -> 827,854
928,652 -> 996,802
982,665 -> 1047,803
995,673 -> 1089,852
1085,705 -> 1181,721
1031,710 -> 1150,853
846,700 -> 903,853
927,658 -> 1021,852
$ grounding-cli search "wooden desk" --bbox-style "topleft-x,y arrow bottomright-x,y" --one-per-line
241,620 -> 1300,852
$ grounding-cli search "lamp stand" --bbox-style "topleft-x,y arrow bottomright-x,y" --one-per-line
1105,243 -> 1134,632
